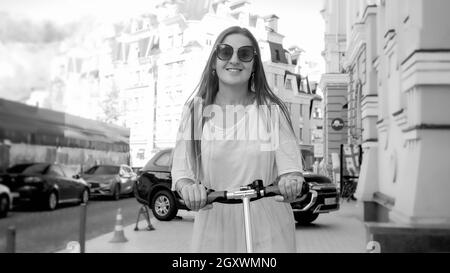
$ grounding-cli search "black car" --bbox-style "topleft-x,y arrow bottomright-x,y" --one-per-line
135,149 -> 339,224
0,163 -> 90,210
134,149 -> 188,221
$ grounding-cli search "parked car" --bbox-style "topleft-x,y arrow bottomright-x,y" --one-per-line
290,172 -> 340,224
135,148 -> 340,223
134,149 -> 187,221
81,164 -> 136,200
0,163 -> 89,210
0,184 -> 13,218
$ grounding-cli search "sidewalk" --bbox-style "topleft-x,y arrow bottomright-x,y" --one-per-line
66,201 -> 366,253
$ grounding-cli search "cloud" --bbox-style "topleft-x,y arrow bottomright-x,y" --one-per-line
0,12 -> 77,44
0,36 -> 60,102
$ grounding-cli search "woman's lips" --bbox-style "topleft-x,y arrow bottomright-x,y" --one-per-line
225,68 -> 243,73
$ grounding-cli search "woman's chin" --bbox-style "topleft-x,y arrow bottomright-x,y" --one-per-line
219,79 -> 250,88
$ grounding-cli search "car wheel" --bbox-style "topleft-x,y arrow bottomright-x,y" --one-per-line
45,191 -> 58,211
0,195 -> 9,218
294,212 -> 319,225
151,189 -> 178,221
112,184 -> 120,201
80,188 -> 89,204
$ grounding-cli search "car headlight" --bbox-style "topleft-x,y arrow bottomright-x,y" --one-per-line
100,182 -> 112,188
24,177 -> 43,183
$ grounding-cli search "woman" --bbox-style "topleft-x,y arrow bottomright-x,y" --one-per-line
171,26 -> 305,252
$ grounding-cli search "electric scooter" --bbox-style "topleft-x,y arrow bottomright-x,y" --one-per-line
206,180 -> 309,253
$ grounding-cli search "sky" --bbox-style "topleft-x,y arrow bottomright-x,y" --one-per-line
0,0 -> 325,60
0,0 -> 325,100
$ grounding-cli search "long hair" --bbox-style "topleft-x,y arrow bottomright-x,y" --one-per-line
180,26 -> 295,182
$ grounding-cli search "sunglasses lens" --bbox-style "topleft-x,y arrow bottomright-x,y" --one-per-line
217,45 -> 233,61
238,46 -> 254,62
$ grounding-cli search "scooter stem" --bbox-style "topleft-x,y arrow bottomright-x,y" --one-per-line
242,196 -> 253,253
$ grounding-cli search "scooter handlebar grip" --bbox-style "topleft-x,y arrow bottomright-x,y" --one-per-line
264,182 -> 310,198
207,190 -> 228,204
264,185 -> 281,197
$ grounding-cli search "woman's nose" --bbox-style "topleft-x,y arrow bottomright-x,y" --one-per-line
229,51 -> 240,63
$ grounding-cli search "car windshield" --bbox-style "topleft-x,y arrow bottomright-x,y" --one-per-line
84,165 -> 119,175
7,163 -> 49,175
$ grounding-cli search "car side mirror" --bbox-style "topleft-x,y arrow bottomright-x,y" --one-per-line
119,171 -> 131,178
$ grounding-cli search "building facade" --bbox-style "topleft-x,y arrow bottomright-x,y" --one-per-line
323,0 -> 450,252
49,0 -> 318,169
320,0 -> 349,181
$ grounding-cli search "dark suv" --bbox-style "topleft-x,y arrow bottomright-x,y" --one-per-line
135,149 -> 340,224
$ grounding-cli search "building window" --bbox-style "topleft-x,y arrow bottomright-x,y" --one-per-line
285,102 -> 291,114
168,35 -> 174,48
275,50 -> 280,61
274,74 -> 278,86
175,33 -> 183,48
357,48 -> 367,84
137,149 -> 145,160
314,107 -> 321,119
299,127 -> 303,142
286,79 -> 293,90
299,104 -> 303,118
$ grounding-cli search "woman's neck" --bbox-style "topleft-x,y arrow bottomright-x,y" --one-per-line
216,85 -> 251,106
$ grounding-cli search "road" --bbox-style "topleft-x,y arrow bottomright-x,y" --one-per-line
84,200 -> 367,253
0,196 -> 142,253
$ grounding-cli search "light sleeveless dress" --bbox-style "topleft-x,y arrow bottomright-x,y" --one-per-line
171,101 -> 303,253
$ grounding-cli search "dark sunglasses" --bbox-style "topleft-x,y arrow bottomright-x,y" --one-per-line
216,44 -> 257,62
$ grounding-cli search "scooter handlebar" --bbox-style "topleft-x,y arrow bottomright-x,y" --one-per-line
206,181 -> 310,204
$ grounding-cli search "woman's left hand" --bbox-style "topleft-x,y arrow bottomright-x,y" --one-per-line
277,172 -> 305,203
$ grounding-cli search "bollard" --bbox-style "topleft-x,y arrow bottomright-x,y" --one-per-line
6,226 -> 16,253
79,203 -> 87,253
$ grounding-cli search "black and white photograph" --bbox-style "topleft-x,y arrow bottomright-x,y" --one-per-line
1,0 -> 450,258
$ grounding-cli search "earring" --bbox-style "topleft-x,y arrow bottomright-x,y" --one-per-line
212,69 -> 216,76
250,72 -> 255,91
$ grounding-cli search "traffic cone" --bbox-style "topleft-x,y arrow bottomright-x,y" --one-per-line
109,208 -> 128,243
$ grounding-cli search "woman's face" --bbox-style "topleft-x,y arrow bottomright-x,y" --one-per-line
214,33 -> 255,89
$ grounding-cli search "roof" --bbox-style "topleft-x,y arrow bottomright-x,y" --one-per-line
0,98 -> 130,153
263,14 -> 280,20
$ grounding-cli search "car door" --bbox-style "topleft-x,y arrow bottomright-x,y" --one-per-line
60,165 -> 82,200
46,165 -> 70,200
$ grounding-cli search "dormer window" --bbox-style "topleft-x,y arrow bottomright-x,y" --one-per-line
286,79 -> 293,90
275,50 -> 280,61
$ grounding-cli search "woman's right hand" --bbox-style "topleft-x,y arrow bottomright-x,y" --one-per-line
178,181 -> 208,211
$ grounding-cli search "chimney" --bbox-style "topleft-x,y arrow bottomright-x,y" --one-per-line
264,14 -> 279,32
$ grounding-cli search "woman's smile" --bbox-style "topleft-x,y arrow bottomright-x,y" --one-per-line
225,67 -> 243,73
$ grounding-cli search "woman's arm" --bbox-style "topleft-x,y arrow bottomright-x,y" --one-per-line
273,106 -> 305,202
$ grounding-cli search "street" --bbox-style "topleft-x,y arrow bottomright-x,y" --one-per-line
0,196 -> 142,253
84,200 -> 367,253
0,193 -> 367,253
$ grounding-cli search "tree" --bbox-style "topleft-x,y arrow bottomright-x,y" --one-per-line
98,81 -> 121,125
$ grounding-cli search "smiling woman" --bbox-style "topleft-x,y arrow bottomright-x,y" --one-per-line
171,26 -> 306,253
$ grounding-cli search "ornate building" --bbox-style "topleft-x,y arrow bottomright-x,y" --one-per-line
323,0 -> 450,252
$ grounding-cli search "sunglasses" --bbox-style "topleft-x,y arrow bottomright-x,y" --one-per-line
216,44 -> 257,62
